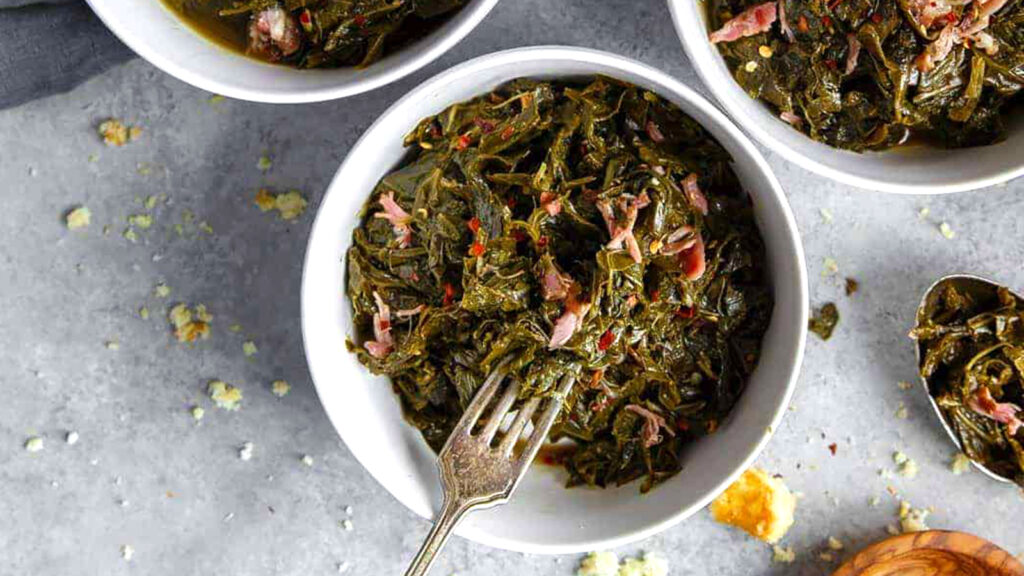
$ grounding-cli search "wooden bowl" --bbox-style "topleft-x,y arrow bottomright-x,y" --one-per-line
833,531 -> 1024,576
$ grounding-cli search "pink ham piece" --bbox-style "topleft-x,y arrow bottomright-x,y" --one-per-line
597,193 -> 651,264
709,1 -> 778,44
680,235 -> 707,281
682,173 -> 709,215
540,260 -> 573,301
395,304 -> 426,318
548,294 -> 592,350
645,120 -> 666,143
364,292 -> 394,358
968,387 -> 1024,435
845,34 -> 862,75
905,0 -> 954,29
625,404 -> 676,448
778,0 -> 795,42
374,191 -> 414,248
540,191 -> 562,217
248,6 -> 302,61
916,22 -> 959,72
779,111 -> 803,126
661,225 -> 697,256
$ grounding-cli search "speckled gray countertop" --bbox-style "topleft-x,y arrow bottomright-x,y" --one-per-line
1,1 -> 1022,574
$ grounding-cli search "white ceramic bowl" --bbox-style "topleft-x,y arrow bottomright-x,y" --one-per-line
301,46 -> 808,554
85,0 -> 499,103
668,0 -> 1024,194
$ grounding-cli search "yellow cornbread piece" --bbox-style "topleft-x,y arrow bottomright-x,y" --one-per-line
711,468 -> 796,544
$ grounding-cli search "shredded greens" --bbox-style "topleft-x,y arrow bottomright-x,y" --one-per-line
708,0 -> 1023,150
163,0 -> 465,68
345,77 -> 773,492
912,277 -> 1024,485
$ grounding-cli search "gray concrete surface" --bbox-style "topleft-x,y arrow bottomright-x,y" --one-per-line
2,0 -> 1023,574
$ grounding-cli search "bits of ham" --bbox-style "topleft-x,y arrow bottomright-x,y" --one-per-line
625,404 -> 676,448
540,260 -> 573,301
540,191 -> 562,216
779,111 -> 802,126
968,386 -> 1023,435
682,173 -> 709,215
248,7 -> 302,61
845,34 -> 862,75
709,2 -> 778,44
597,193 -> 650,263
680,236 -> 707,281
374,191 -> 414,248
364,292 -> 394,358
548,296 -> 591,350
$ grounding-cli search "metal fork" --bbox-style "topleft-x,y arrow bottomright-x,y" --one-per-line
403,367 -> 576,576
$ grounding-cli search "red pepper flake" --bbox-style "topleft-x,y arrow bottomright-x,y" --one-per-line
675,306 -> 695,319
500,125 -> 516,141
650,289 -> 661,302
828,442 -> 838,456
822,15 -> 833,27
473,118 -> 495,133
677,419 -> 690,431
870,12 -> 883,23
825,58 -> 838,70
467,216 -> 481,234
506,197 -> 517,209
410,271 -> 420,282
455,134 -> 472,151
442,282 -> 456,307
828,0 -> 842,10
299,9 -> 312,28
511,229 -> 527,243
943,12 -> 958,23
797,15 -> 809,32
353,14 -> 366,27
469,242 -> 485,257
537,235 -> 549,248
597,329 -> 616,351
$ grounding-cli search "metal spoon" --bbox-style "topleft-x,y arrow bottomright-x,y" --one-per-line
913,273 -> 1017,484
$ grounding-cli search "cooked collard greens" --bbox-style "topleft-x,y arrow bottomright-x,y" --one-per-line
345,77 -> 773,492
912,277 -> 1024,485
707,0 -> 1023,150
163,0 -> 465,68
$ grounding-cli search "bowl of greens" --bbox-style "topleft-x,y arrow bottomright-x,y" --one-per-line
85,0 -> 499,103
669,0 -> 1024,193
301,46 -> 807,553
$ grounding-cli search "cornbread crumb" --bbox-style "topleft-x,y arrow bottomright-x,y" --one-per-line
758,45 -> 773,58
576,552 -> 619,576
893,451 -> 918,478
341,519 -> 353,531
120,544 -> 134,561
139,307 -> 150,320
301,454 -> 314,467
886,523 -> 900,536
919,206 -> 930,219
819,208 -> 833,223
711,468 -> 796,544
168,303 -> 212,343
66,206 -> 91,230
208,95 -> 225,105
827,536 -> 844,551
951,452 -> 971,475
257,155 -> 272,171
123,228 -> 138,243
207,380 -> 242,411
744,60 -> 758,72
243,341 -> 258,357
190,405 -> 205,422
229,323 -> 243,333
822,257 -> 839,276
255,189 -> 308,221
939,222 -> 955,239
24,436 -> 44,452
105,340 -> 120,351
99,119 -> 141,147
897,380 -> 913,390
869,496 -> 881,507
271,380 -> 291,398
239,441 -> 254,461
772,545 -> 796,564
899,501 -> 929,532
154,283 -> 171,298
128,214 -> 153,229
618,553 -> 668,576
895,402 -> 908,419
819,552 -> 835,562
66,431 -> 79,445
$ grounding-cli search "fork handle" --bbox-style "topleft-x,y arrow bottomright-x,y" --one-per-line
404,497 -> 469,576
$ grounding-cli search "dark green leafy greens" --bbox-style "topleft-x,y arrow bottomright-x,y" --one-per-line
163,0 -> 465,68
911,278 -> 1024,485
345,77 -> 774,493
809,302 -> 839,339
707,0 -> 1023,150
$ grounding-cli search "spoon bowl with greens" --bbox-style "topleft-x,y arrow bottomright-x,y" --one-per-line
912,274 -> 1024,485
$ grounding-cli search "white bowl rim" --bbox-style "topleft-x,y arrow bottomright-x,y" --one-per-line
84,0 -> 500,103
301,45 -> 808,554
667,0 -> 1024,195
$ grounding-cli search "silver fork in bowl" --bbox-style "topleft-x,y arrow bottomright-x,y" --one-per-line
403,366 -> 575,576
